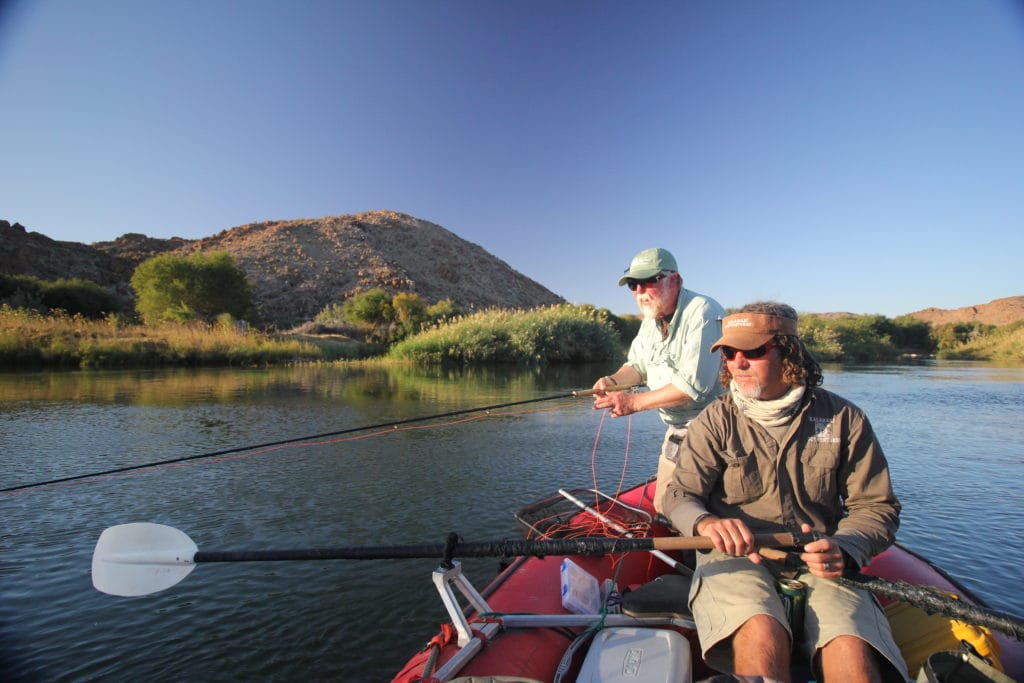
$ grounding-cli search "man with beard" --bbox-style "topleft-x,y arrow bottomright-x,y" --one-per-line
663,301 -> 907,683
592,247 -> 725,515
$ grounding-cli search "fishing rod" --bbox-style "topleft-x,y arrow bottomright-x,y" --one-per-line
2,383 -> 637,493
91,523 -> 1024,641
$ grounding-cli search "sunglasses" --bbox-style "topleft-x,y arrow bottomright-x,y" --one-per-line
720,341 -> 775,361
626,272 -> 669,292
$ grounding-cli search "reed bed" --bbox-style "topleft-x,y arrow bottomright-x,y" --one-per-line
0,306 -> 321,368
387,304 -> 622,364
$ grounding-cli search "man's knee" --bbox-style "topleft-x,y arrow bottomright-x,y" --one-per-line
817,635 -> 885,683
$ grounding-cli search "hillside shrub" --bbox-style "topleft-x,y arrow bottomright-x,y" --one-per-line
0,273 -> 46,311
0,274 -> 122,318
41,278 -> 121,318
314,290 -> 463,345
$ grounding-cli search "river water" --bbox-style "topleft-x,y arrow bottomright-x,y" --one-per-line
1,361 -> 1022,681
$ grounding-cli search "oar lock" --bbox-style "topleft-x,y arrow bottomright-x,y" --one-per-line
442,532 -> 462,569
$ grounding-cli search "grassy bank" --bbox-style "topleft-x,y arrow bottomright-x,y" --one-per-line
932,320 -> 1024,362
0,306 -> 333,368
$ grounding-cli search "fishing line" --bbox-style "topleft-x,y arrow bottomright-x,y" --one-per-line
3,387 -> 631,494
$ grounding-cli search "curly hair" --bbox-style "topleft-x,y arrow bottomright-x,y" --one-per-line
718,301 -> 823,389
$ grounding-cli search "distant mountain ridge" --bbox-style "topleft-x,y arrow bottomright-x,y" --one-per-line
1,213 -> 564,327
904,296 -> 1024,327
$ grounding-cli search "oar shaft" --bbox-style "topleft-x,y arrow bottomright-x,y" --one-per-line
193,533 -> 798,564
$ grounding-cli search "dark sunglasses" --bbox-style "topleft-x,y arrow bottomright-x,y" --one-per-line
626,272 -> 669,292
720,341 -> 774,361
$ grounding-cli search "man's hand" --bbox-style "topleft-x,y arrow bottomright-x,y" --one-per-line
798,523 -> 844,578
697,515 -> 762,563
592,389 -> 636,417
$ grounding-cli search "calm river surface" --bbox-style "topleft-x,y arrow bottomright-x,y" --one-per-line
2,361 -> 1023,681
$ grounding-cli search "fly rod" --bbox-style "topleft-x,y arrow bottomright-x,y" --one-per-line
2,384 -> 637,493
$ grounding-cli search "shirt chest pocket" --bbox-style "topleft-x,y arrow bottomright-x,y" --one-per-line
798,440 -> 840,500
721,451 -> 764,504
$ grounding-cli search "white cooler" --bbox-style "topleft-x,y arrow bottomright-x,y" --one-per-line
576,626 -> 692,683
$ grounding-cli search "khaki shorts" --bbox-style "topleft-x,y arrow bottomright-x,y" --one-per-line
689,551 -> 908,681
653,424 -> 687,516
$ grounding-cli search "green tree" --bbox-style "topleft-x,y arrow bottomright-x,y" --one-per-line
131,251 -> 254,325
340,288 -> 393,325
425,298 -> 461,325
392,291 -> 427,336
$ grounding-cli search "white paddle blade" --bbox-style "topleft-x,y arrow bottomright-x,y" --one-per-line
92,522 -> 198,597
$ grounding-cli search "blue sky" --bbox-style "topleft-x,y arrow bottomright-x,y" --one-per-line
2,1 -> 1022,317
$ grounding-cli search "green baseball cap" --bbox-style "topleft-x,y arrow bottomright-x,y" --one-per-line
617,248 -> 678,286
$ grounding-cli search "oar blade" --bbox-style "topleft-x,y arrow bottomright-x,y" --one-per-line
92,522 -> 198,597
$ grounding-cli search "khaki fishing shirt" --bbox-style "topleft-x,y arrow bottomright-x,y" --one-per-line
664,387 -> 900,569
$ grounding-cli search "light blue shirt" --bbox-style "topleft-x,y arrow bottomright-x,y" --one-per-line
626,288 -> 725,426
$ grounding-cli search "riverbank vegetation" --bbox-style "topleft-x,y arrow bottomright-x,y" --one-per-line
2,259 -> 1020,368
0,306 -> 328,368
387,304 -> 621,364
3,302 -> 1021,369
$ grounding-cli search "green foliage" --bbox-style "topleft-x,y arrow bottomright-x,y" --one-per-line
601,308 -> 642,345
0,273 -> 46,310
131,251 -> 254,325
341,288 -> 394,324
931,321 -> 1009,359
314,290 -> 464,345
890,315 -> 934,351
387,304 -> 622,364
41,278 -> 120,318
799,313 -> 935,362
0,273 -> 121,318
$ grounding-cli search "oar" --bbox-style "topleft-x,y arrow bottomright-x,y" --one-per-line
93,524 -> 1024,642
5,384 -> 637,493
91,522 -> 797,597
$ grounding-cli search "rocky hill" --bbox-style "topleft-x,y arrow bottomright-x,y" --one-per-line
905,296 -> 1024,327
2,213 -> 564,327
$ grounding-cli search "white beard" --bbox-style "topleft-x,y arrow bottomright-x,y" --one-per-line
638,300 -> 661,319
733,376 -> 763,399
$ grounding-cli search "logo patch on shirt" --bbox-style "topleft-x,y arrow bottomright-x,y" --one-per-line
810,416 -> 839,443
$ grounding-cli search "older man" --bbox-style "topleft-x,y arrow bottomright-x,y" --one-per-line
592,247 -> 725,515
664,301 -> 907,683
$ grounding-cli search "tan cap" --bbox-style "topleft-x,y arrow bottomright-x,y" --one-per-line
710,312 -> 798,352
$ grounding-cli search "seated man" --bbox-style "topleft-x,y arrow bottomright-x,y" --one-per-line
664,301 -> 908,683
